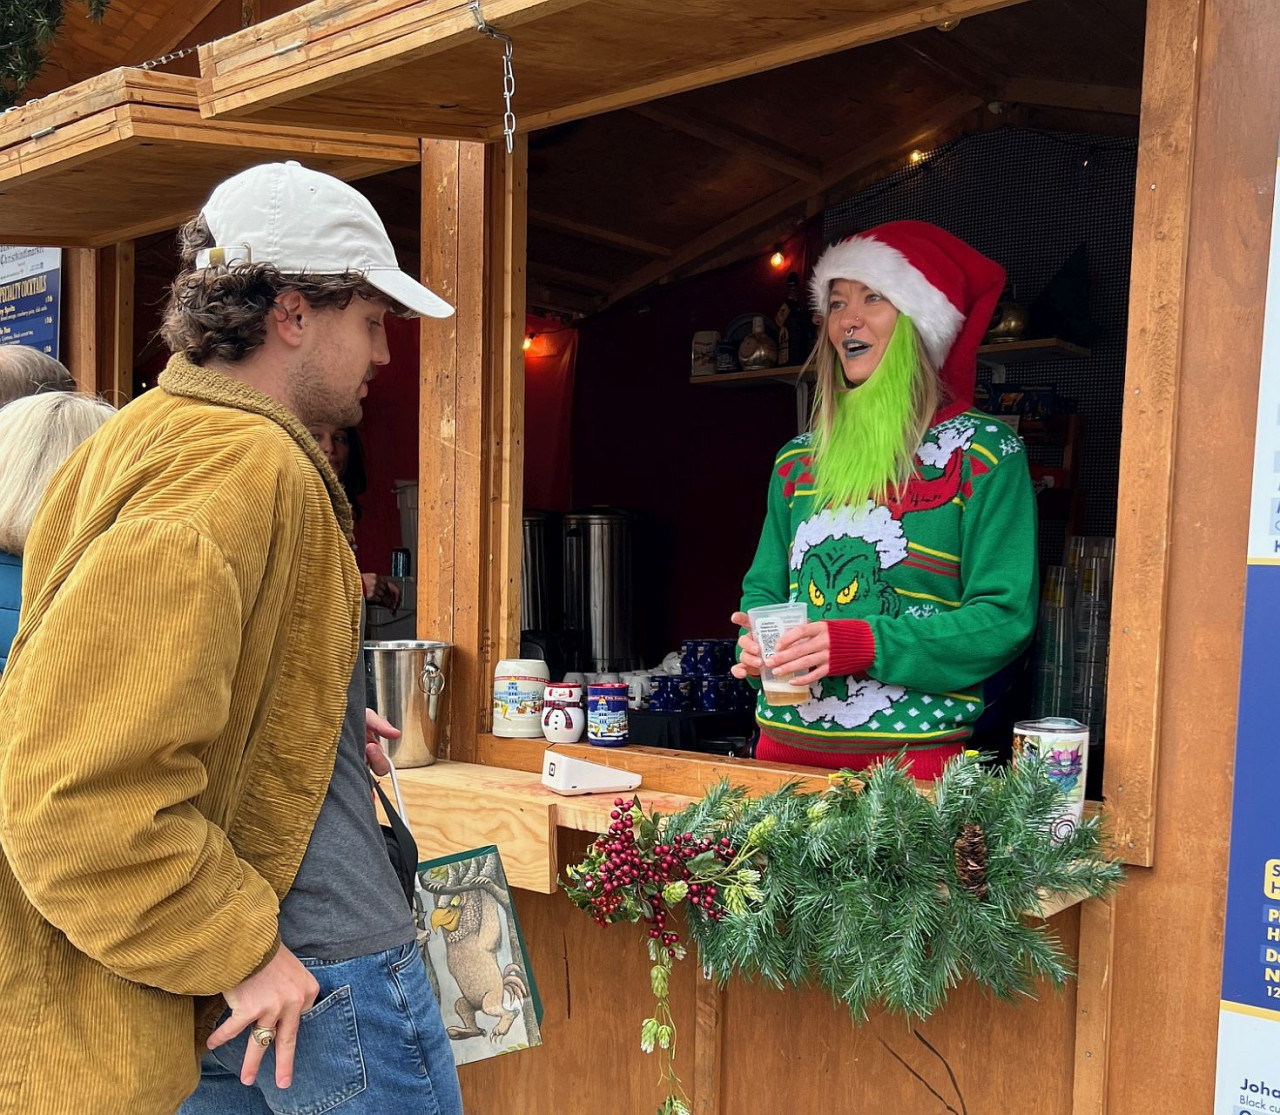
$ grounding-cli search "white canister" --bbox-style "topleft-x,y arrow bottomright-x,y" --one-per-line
542,683 -> 586,744
492,658 -> 551,738
691,330 -> 720,376
1013,717 -> 1089,842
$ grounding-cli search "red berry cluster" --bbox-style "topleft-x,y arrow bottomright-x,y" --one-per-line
578,799 -> 735,954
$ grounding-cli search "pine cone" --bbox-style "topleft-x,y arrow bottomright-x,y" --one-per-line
953,823 -> 989,900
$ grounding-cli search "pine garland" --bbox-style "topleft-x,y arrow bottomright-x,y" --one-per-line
1,0 -> 112,109
562,752 -> 1123,1114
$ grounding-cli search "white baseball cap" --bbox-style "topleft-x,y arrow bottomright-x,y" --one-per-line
195,161 -> 454,319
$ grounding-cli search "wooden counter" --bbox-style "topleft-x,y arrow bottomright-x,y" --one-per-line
387,759 -> 695,893
388,756 -> 1086,919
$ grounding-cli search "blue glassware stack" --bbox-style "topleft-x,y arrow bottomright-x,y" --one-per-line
648,639 -> 753,713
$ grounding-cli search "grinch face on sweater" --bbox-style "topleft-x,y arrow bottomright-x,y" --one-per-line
786,502 -> 911,730
797,543 -> 901,620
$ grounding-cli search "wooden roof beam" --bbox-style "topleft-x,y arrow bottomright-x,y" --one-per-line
527,210 -> 671,257
126,0 -> 227,68
526,282 -> 601,317
603,92 -> 982,309
894,28 -> 1005,98
526,262 -> 614,294
1000,78 -> 1141,116
501,0 -> 1027,137
628,104 -> 822,182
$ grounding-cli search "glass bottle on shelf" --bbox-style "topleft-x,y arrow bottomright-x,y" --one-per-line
775,271 -> 809,368
1032,565 -> 1074,719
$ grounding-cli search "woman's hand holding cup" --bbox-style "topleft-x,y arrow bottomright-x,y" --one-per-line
768,621 -> 831,686
730,611 -> 763,679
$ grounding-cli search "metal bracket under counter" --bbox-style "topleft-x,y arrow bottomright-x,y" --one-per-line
380,760 -> 695,894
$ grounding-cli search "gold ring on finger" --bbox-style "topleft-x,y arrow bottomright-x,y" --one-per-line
250,1025 -> 276,1047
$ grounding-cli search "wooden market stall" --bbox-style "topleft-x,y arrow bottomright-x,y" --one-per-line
2,0 -> 1276,1109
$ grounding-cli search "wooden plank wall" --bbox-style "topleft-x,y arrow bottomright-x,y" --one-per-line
1103,0 -> 1280,1109
459,834 -> 1083,1112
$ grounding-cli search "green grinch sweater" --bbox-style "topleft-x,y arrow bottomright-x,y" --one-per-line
740,410 -> 1038,762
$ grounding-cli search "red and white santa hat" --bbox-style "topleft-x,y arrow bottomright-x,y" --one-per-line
809,220 -> 1006,405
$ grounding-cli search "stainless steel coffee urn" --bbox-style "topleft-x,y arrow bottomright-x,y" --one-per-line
562,509 -> 638,672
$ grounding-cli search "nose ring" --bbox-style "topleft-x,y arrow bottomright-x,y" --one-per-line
844,325 -> 857,336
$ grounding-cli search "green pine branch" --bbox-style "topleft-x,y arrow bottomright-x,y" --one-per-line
669,754 -> 1123,1020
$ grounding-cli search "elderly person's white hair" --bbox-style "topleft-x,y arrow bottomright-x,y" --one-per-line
0,346 -> 76,408
0,392 -> 115,555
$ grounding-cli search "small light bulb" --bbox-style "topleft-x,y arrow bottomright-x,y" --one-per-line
769,251 -> 786,268
909,149 -> 926,165
522,335 -> 533,351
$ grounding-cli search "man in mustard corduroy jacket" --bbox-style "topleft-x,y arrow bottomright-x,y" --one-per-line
0,164 -> 463,1115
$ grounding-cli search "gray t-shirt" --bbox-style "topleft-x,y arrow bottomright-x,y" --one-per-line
278,613 -> 415,960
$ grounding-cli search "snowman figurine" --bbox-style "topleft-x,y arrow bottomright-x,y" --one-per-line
542,683 -> 586,743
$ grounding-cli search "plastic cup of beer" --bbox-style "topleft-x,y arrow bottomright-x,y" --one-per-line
748,602 -> 812,707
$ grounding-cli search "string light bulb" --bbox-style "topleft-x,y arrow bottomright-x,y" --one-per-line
522,334 -> 534,351
769,250 -> 787,269
937,18 -> 961,31
909,149 -> 926,165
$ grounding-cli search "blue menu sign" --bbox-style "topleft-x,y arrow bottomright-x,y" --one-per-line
0,246 -> 61,359
1214,151 -> 1280,1114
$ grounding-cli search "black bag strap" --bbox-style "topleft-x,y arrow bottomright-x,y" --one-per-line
373,777 -> 419,907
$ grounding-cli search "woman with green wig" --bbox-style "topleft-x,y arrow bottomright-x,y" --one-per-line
732,220 -> 1038,777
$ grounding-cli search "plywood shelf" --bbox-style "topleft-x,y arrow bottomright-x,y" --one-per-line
688,364 -> 808,386
976,337 -> 1092,362
0,67 -> 419,247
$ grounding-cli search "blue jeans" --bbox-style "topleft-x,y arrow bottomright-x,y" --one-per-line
180,942 -> 463,1115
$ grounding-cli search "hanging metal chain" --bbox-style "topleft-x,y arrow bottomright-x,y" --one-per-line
469,0 -> 517,153
138,44 -> 203,72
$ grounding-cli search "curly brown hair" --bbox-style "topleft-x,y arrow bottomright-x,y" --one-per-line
160,216 -> 409,364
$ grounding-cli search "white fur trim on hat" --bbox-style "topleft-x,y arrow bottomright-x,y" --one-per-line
809,235 -> 964,366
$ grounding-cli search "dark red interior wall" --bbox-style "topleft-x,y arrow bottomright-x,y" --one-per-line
355,313 -> 420,574
523,314 -> 578,512
562,227 -> 816,663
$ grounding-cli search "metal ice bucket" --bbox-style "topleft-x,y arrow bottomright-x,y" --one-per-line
364,639 -> 451,768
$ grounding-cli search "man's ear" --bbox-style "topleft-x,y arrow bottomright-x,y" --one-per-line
270,290 -> 309,348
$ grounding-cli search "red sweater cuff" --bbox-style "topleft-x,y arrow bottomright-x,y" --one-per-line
826,619 -> 876,676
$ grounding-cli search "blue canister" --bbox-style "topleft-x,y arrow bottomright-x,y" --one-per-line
698,674 -> 728,712
680,640 -> 699,676
650,675 -> 673,712
674,676 -> 695,712
587,682 -> 629,745
694,639 -> 717,676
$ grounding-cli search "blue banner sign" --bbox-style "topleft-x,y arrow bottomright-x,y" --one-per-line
1215,151 -> 1280,1115
0,246 -> 62,360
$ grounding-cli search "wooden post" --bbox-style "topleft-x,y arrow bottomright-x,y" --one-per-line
418,137 -> 526,761
1103,0 -> 1206,866
63,248 -> 98,393
108,241 -> 134,406
1104,0 -> 1280,1109
483,136 -> 528,690
1071,897 -> 1115,1115
62,242 -> 134,401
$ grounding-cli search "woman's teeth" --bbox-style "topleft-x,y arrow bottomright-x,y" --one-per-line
842,339 -> 871,358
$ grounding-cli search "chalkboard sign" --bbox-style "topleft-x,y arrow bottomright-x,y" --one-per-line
0,247 -> 62,359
